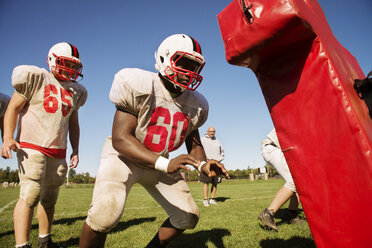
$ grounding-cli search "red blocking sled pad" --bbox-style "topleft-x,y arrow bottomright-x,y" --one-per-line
218,0 -> 372,247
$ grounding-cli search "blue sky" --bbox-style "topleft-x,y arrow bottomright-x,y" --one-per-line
0,0 -> 371,176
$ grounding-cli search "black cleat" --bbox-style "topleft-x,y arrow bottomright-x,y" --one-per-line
258,208 -> 278,231
283,209 -> 303,225
38,235 -> 63,248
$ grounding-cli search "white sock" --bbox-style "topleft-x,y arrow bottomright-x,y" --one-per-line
15,242 -> 29,248
39,233 -> 50,238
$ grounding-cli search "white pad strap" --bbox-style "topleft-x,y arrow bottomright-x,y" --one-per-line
198,161 -> 206,173
155,156 -> 169,173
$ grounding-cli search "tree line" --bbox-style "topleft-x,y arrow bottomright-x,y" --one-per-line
183,163 -> 278,181
0,167 -> 19,183
0,167 -> 96,184
0,163 -> 278,184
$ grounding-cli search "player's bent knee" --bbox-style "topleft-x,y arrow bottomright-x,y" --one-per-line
20,182 -> 42,208
40,187 -> 60,208
86,202 -> 124,232
171,212 -> 199,230
86,213 -> 121,233
284,181 -> 297,193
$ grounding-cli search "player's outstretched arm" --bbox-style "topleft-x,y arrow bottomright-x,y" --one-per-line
1,93 -> 26,159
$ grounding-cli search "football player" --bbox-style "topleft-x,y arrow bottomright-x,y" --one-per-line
79,34 -> 229,248
1,42 -> 87,248
0,92 -> 11,141
258,128 -> 301,231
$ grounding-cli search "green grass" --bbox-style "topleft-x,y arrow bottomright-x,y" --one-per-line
0,179 -> 314,248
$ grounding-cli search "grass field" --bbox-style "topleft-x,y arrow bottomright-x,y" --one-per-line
0,179 -> 315,248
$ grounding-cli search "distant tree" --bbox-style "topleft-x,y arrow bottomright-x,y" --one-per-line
88,176 -> 95,184
235,169 -> 245,178
227,170 -> 235,179
0,166 -> 19,183
265,163 -> 278,178
83,172 -> 91,183
69,168 -> 76,178
0,169 -> 6,183
68,170 -> 95,184
183,170 -> 199,181
9,170 -> 19,182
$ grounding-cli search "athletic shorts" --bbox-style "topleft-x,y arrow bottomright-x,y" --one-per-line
17,148 -> 67,208
199,172 -> 221,184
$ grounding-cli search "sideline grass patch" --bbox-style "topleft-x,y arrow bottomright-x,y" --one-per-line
0,179 -> 314,248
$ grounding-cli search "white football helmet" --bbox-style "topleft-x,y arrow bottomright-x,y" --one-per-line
47,42 -> 83,82
155,34 -> 205,91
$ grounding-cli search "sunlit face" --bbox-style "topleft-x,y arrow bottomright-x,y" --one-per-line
64,59 -> 81,71
52,57 -> 82,81
207,127 -> 216,138
175,57 -> 201,86
60,60 -> 81,79
162,51 -> 204,93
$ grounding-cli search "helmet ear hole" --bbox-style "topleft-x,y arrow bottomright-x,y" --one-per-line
160,56 -> 164,63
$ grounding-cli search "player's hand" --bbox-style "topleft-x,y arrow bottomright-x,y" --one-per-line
69,154 -> 79,168
1,138 -> 21,159
168,154 -> 200,173
200,159 -> 230,179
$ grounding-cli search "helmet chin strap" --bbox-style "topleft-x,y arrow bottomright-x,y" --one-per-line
158,73 -> 184,96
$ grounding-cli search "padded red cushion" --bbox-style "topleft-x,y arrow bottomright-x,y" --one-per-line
218,0 -> 372,247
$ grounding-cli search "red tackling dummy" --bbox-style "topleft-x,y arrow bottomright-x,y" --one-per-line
217,0 -> 372,247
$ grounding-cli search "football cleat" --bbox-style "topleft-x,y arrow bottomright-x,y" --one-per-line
38,235 -> 63,248
283,209 -> 303,224
258,208 -> 278,231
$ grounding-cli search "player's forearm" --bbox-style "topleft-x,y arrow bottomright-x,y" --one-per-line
68,111 -> 80,155
185,130 -> 207,162
111,110 -> 159,168
112,135 -> 158,168
0,117 -> 4,141
69,126 -> 80,155
3,92 -> 26,141
189,145 -> 207,162
3,108 -> 19,141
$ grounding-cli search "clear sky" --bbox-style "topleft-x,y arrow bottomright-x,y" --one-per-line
0,0 -> 371,176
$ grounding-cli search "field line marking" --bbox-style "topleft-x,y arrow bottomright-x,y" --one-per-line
0,199 -> 17,214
